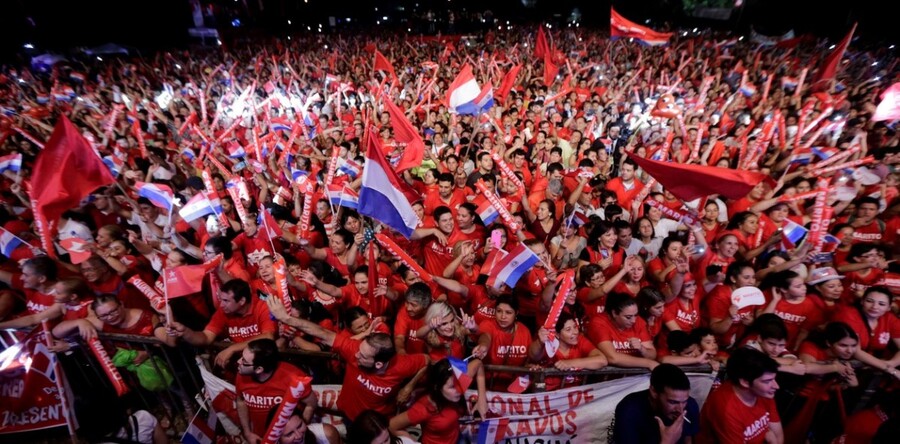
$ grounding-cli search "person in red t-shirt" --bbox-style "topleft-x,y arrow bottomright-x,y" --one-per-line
472,295 -> 534,391
831,287 -> 900,379
757,270 -> 824,350
0,277 -> 94,330
167,279 -> 277,367
605,158 -> 644,211
231,215 -> 283,277
394,283 -> 432,355
697,347 -> 783,444
706,261 -> 760,349
415,301 -> 477,362
423,173 -> 466,217
586,293 -> 658,370
529,313 -> 608,391
0,256 -> 61,316
235,339 -> 317,443
266,296 -> 430,421
388,358 -> 488,444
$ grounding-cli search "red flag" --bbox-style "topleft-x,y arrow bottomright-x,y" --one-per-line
164,255 -> 223,298
260,207 -> 284,240
535,26 -> 550,59
872,82 -> 900,122
32,116 -> 115,237
627,152 -> 776,201
381,94 -> 425,172
496,64 -> 522,103
811,23 -> 856,92
610,8 -> 673,46
543,53 -> 559,87
374,50 -> 398,83
59,238 -> 93,264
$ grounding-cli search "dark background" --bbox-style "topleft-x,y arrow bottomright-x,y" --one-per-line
0,0 -> 896,63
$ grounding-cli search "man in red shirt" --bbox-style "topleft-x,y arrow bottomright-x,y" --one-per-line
393,283 -> 432,355
167,279 -> 276,367
266,296 -> 430,421
415,206 -> 482,276
423,173 -> 465,217
231,214 -> 283,277
698,348 -> 783,444
839,197 -> 885,243
235,339 -> 317,443
0,256 -> 59,316
605,158 -> 645,211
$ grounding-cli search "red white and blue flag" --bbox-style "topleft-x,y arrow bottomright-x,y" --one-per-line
102,155 -> 125,177
447,64 -> 493,115
739,83 -> 757,97
269,118 -> 292,133
0,153 -> 23,174
781,76 -> 799,90
338,158 -> 362,179
358,130 -> 420,238
447,356 -> 473,393
179,193 -> 222,223
477,418 -> 510,444
476,199 -> 499,225
226,141 -> 246,159
70,72 -> 86,82
486,243 -> 540,290
135,182 -> 174,211
0,227 -> 24,257
780,219 -> 808,250
327,184 -> 359,209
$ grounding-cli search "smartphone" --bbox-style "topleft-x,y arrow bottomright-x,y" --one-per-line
706,265 -> 722,276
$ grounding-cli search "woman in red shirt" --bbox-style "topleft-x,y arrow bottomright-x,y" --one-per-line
473,295 -> 534,390
575,263 -> 630,322
647,235 -> 684,294
416,301 -> 477,362
757,270 -> 825,351
831,287 -> 900,380
586,293 -> 658,370
838,243 -> 888,305
699,200 -> 725,245
695,231 -> 739,292
611,256 -> 648,297
579,220 -> 625,279
661,273 -> 701,335
389,358 -> 487,444
529,313 -> 608,391
636,287 -> 667,344
726,211 -> 780,262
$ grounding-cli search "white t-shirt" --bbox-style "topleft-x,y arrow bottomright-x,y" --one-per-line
99,410 -> 158,444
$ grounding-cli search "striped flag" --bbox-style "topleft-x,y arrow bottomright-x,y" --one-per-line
135,182 -> 174,211
0,153 -> 22,174
269,117 -> 292,133
476,199 -> 499,225
486,243 -> 539,290
327,184 -> 359,209
477,418 -> 510,444
338,158 -> 362,179
102,155 -> 125,177
0,227 -> 24,257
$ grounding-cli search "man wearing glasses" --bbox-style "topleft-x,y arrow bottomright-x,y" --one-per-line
235,338 -> 317,444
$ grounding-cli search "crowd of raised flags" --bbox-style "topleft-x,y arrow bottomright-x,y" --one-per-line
0,6 -> 899,443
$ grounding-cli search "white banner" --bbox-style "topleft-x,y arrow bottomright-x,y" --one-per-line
312,373 -> 715,444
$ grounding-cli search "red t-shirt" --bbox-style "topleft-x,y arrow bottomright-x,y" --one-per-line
405,396 -> 462,444
394,307 -> 427,354
842,269 -> 884,305
479,320 -> 532,390
466,284 -> 496,326
768,297 -> 824,349
705,284 -> 757,348
235,362 -> 311,436
606,177 -> 645,209
12,274 -> 57,315
331,331 -> 428,420
697,381 -> 781,444
662,297 -> 701,333
232,232 -> 281,276
585,312 -> 650,356
538,335 -> 597,391
576,286 -> 606,320
832,306 -> 900,355
204,298 -> 277,342
423,190 -> 466,217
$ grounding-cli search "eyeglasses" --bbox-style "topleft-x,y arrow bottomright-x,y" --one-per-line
97,307 -> 120,319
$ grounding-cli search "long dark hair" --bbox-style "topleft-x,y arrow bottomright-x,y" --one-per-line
426,359 -> 463,410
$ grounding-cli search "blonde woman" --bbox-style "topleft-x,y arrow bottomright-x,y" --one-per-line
414,301 -> 477,362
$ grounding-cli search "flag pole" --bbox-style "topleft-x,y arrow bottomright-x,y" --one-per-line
41,320 -> 79,444
163,271 -> 171,325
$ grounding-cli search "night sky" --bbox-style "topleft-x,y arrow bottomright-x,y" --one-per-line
0,0 -> 896,63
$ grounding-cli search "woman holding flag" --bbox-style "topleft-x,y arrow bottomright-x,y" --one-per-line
530,312 -> 608,391
388,358 -> 487,444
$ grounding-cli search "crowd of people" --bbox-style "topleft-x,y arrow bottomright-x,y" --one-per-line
1,20 -> 899,444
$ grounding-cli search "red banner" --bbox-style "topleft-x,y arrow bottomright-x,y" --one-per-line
375,233 -> 432,282
0,329 -> 69,434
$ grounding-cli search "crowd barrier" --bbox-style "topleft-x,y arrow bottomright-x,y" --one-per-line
0,329 -> 892,443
